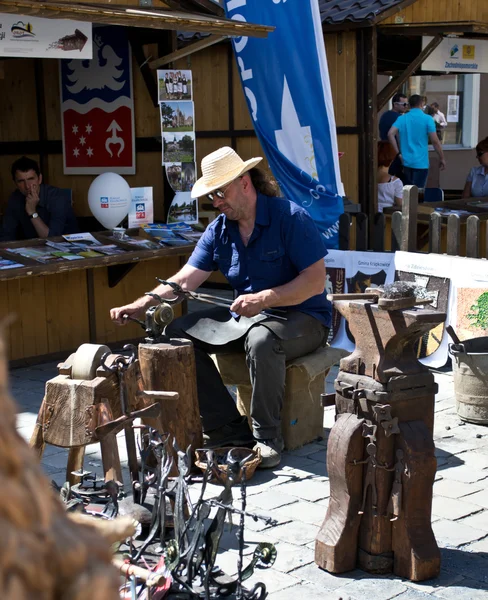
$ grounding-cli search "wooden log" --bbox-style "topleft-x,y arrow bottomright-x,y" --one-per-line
392,420 -> 440,581
446,214 -> 460,256
401,186 -> 418,252
138,340 -> 203,467
391,211 -> 402,252
66,446 -> 86,486
429,212 -> 442,254
315,413 -> 364,573
466,215 -> 480,258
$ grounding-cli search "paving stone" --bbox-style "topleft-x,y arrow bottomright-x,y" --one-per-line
433,582 -> 488,599
403,570 -> 465,594
271,541 -> 315,573
435,437 -> 481,455
446,451 -> 488,470
394,589 -> 436,599
279,454 -> 323,471
433,519 -> 486,547
335,576 -> 408,600
268,582 -> 345,600
441,466 -> 488,484
273,500 -> 328,526
271,521 -> 320,546
465,537 -> 488,553
433,479 -> 484,499
242,566 -> 299,594
440,548 -> 488,584
246,489 -> 298,511
287,443 -> 326,457
292,563 -> 367,591
458,510 -> 488,533
246,474 -> 293,496
274,478 -> 330,502
465,489 -> 488,509
432,496 -> 483,520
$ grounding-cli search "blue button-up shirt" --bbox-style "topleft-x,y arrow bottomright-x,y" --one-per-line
466,165 -> 488,197
188,193 -> 331,327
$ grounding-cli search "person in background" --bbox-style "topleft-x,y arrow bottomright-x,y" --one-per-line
0,156 -> 78,241
431,102 -> 448,141
424,105 -> 443,142
377,141 -> 403,213
387,94 -> 446,188
462,137 -> 488,198
379,92 -> 409,141
379,92 -> 409,182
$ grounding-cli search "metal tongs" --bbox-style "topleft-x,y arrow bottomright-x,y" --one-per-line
157,279 -> 287,321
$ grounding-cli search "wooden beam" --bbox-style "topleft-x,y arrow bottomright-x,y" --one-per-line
379,21 -> 488,36
377,35 -> 443,111
149,34 -> 226,69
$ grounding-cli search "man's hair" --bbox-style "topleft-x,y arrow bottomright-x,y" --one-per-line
378,141 -> 397,167
392,93 -> 407,104
424,105 -> 435,116
247,167 -> 281,197
431,102 -> 440,109
408,94 -> 424,108
11,156 -> 40,180
476,137 -> 488,155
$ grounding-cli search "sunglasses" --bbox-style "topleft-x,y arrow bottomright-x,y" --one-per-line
206,177 -> 241,202
394,102 -> 409,107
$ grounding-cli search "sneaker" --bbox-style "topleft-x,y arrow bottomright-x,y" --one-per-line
254,437 -> 284,469
203,416 -> 254,449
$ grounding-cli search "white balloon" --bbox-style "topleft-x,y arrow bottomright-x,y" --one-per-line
88,172 -> 131,229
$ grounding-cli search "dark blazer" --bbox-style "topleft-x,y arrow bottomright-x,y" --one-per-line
0,185 -> 79,241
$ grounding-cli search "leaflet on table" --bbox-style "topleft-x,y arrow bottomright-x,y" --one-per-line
141,223 -> 197,246
129,187 -> 154,228
0,258 -> 25,270
46,240 -> 106,258
107,236 -> 159,250
62,232 -> 102,246
7,247 -> 64,263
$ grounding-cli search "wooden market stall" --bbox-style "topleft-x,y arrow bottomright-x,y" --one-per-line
0,0 -> 273,363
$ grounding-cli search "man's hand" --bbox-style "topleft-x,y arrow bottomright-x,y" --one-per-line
25,183 -> 40,216
439,159 -> 446,171
110,302 -> 146,325
230,292 -> 267,318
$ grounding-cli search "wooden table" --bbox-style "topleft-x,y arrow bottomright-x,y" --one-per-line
0,230 -> 194,365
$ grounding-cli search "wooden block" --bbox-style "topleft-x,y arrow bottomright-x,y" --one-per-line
315,413 -> 364,573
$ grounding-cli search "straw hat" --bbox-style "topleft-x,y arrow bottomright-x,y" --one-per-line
191,146 -> 262,198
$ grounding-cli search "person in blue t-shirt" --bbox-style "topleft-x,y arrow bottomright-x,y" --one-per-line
110,147 -> 330,469
388,94 -> 446,188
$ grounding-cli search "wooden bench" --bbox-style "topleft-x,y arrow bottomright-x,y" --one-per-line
212,345 -> 347,450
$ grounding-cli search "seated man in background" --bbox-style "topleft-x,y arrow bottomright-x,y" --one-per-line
110,147 -> 330,469
0,156 -> 78,241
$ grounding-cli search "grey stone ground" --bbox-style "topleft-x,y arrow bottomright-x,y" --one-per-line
10,362 -> 488,600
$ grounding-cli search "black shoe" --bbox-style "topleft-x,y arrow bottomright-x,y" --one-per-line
203,416 -> 254,448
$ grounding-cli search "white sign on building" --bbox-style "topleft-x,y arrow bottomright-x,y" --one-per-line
0,14 -> 92,59
422,37 -> 488,73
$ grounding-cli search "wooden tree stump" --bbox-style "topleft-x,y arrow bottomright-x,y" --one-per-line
138,340 -> 203,469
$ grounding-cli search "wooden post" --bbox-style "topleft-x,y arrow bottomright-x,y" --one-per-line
138,340 -> 202,468
466,215 -> 480,258
429,213 -> 442,254
446,214 -> 460,256
401,186 -> 418,252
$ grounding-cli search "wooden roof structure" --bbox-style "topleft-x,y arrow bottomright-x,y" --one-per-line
0,0 -> 273,37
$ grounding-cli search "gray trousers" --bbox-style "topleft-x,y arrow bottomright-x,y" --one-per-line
165,308 -> 328,440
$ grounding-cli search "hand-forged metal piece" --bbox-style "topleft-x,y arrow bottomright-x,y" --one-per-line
381,416 -> 400,437
362,422 -> 377,441
373,403 -> 393,423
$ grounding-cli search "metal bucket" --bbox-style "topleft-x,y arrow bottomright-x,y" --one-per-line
449,337 -> 488,425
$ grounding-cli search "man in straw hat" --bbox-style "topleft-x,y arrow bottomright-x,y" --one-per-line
111,147 -> 331,468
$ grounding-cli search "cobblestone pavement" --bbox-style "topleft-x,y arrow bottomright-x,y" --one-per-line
10,363 -> 488,600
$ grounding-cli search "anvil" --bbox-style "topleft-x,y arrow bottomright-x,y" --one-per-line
333,297 -> 445,383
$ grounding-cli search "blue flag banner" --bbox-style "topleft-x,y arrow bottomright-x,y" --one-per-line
224,0 -> 344,248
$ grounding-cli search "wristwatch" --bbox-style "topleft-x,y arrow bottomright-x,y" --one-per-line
30,212 -> 39,219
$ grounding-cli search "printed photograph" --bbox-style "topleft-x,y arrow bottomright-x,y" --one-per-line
167,192 -> 198,224
456,287 -> 488,340
181,162 -> 196,192
163,132 -> 195,164
160,102 -> 194,132
325,268 -> 345,345
158,69 -> 192,101
165,162 -> 183,191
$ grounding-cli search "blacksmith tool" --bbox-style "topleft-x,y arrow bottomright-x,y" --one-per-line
100,345 -> 141,503
156,278 -> 288,321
